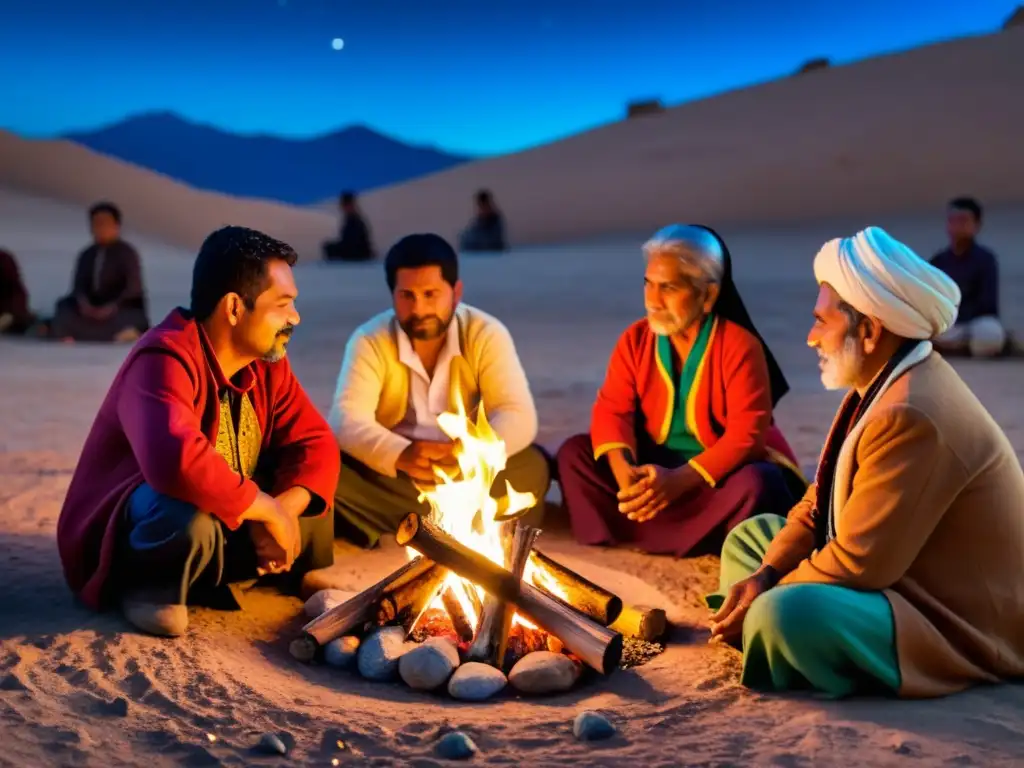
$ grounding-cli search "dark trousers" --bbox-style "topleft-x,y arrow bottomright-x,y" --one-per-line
50,295 -> 150,342
118,483 -> 334,608
555,433 -> 796,557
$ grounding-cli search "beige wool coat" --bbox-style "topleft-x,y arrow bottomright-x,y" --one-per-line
763,351 -> 1024,698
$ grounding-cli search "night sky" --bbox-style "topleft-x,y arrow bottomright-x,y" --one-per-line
1,0 -> 1017,154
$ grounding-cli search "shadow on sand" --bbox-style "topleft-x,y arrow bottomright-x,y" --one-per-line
0,532 -> 128,641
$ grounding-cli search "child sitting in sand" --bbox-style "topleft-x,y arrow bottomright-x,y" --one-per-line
930,196 -> 1019,357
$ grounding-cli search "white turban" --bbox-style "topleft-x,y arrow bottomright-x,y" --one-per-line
813,226 -> 962,339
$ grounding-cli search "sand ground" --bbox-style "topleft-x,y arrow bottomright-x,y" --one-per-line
2,194 -> 1024,766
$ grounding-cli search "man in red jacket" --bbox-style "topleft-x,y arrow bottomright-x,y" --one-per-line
56,226 -> 341,637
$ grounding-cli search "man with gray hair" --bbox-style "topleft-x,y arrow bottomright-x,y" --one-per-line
557,224 -> 806,557
707,226 -> 1024,698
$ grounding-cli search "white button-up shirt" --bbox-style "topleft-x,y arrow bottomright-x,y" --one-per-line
393,318 -> 462,443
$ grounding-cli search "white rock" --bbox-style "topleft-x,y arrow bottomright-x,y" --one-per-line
303,589 -> 358,618
399,637 -> 460,690
448,662 -> 507,701
573,711 -> 616,741
356,626 -> 410,681
324,636 -> 361,669
508,651 -> 580,694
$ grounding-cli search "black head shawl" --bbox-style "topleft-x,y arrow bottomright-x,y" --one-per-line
690,224 -> 791,407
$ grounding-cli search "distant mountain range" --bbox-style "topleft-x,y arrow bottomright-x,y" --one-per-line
61,112 -> 473,205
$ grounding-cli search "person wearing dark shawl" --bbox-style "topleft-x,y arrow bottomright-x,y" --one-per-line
556,224 -> 806,557
48,202 -> 150,342
57,226 -> 341,638
458,189 -> 507,253
0,248 -> 34,335
323,191 -> 375,262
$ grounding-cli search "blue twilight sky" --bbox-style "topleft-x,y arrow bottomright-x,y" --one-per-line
1,0 -> 1018,155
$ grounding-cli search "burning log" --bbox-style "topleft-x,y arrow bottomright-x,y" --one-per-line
496,523 -> 542,664
461,578 -> 483,618
302,556 -> 435,646
464,519 -> 516,664
440,585 -> 476,642
373,564 -> 449,630
396,513 -> 623,674
529,550 -> 623,626
610,604 -> 668,642
467,522 -> 540,666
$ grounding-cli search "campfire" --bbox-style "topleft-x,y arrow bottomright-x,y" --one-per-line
292,396 -> 667,697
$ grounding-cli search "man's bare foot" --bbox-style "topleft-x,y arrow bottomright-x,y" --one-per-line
122,591 -> 188,637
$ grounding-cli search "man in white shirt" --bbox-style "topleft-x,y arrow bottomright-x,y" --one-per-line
328,233 -> 551,546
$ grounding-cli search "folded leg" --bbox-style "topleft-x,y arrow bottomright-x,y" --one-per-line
119,483 -> 333,611
741,584 -> 900,697
333,455 -> 431,547
706,513 -> 900,697
493,444 -> 552,527
557,434 -> 794,556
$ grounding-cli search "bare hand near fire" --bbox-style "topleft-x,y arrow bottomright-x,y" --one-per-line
617,464 -> 702,522
397,440 -> 460,485
243,492 -> 301,574
708,569 -> 775,643
251,523 -> 290,576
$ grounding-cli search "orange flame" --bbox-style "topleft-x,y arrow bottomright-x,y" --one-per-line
404,390 -> 559,632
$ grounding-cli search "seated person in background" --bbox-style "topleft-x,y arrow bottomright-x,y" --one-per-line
458,189 -> 507,252
708,226 -> 1024,699
323,191 -> 375,262
329,233 -> 550,547
930,196 -> 1008,357
57,226 -> 341,637
49,202 -> 150,342
557,225 -> 805,558
0,248 -> 34,335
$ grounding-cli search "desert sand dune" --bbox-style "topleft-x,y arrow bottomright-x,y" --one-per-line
3,28 -> 1024,259
0,136 -> 337,258
2,187 -> 1024,765
347,26 -> 1024,247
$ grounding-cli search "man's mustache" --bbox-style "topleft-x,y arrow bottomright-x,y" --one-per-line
277,324 -> 295,338
410,315 -> 441,325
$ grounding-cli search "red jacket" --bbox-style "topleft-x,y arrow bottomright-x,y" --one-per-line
591,316 -> 803,487
56,309 -> 341,610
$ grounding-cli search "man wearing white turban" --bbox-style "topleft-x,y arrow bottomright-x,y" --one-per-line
705,226 -> 1024,699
